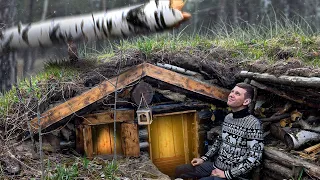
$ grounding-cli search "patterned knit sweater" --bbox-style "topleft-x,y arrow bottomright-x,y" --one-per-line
201,108 -> 264,180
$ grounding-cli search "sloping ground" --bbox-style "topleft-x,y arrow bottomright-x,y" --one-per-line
1,32 -> 320,178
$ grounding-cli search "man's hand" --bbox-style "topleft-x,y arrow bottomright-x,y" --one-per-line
211,168 -> 226,178
190,158 -> 204,166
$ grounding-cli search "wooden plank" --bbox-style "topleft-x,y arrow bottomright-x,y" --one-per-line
121,123 -> 140,157
148,124 -> 153,161
144,63 -> 229,102
30,63 -> 146,131
75,124 -> 84,154
304,143 -> 320,155
82,110 -> 134,125
171,115 -> 184,158
83,125 -> 93,159
96,125 -> 112,155
182,114 -> 190,164
193,112 -> 200,158
153,110 -> 197,117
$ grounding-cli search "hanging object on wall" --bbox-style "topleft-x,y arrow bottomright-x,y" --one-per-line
137,93 -> 153,125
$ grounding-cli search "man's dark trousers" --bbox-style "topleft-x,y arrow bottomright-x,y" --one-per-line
175,162 -> 225,180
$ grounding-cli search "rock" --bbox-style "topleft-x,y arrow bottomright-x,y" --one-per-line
1,157 -> 20,175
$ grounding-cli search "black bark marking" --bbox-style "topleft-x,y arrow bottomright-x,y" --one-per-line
92,14 -> 97,37
96,19 -> 101,31
172,9 -> 176,16
127,5 -> 149,30
81,20 -> 88,41
155,0 -> 159,7
154,11 -> 161,29
160,12 -> 167,29
22,24 -> 31,45
102,19 -> 108,38
107,19 -> 112,33
75,24 -> 78,33
49,24 -> 61,44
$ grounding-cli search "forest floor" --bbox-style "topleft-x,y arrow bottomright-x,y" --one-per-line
1,25 -> 320,179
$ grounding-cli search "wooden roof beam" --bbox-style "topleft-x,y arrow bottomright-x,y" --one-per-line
30,63 -> 146,131
30,63 -> 230,132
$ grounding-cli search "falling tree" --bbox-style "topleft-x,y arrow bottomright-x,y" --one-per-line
0,0 -> 190,53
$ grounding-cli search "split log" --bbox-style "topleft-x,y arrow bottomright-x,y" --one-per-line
240,71 -> 320,88
263,159 -> 293,179
250,80 -> 320,108
131,81 -> 154,107
264,146 -> 320,179
260,113 -> 290,122
284,129 -> 320,150
297,119 -> 320,133
270,123 -> 290,141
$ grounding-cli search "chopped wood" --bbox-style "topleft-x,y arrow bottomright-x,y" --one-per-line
303,143 -> 320,155
284,129 -> 320,150
250,80 -> 320,108
297,119 -> 320,133
264,146 -> 320,178
297,152 -> 317,161
263,159 -> 293,179
270,123 -> 290,141
240,71 -> 320,88
131,81 -> 154,107
260,113 -> 290,122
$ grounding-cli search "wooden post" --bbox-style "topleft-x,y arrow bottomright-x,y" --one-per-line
75,124 -> 84,154
121,123 -> 140,157
83,125 -> 93,159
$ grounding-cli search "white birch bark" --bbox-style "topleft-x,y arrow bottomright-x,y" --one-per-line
0,0 -> 190,53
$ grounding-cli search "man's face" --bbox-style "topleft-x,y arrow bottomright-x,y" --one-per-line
227,86 -> 250,109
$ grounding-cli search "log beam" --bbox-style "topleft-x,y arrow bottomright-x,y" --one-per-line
144,63 -> 230,102
240,71 -> 320,88
82,110 -> 134,125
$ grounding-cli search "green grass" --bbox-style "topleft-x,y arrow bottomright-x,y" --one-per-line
0,59 -> 81,120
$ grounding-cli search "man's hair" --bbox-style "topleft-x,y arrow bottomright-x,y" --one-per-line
236,83 -> 254,100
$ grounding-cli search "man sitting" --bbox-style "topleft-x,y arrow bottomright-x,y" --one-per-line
175,83 -> 264,180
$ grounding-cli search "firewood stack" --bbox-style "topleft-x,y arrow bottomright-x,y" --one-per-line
238,71 -> 320,179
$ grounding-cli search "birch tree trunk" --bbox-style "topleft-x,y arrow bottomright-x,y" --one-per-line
0,0 -> 17,91
0,0 -> 190,53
